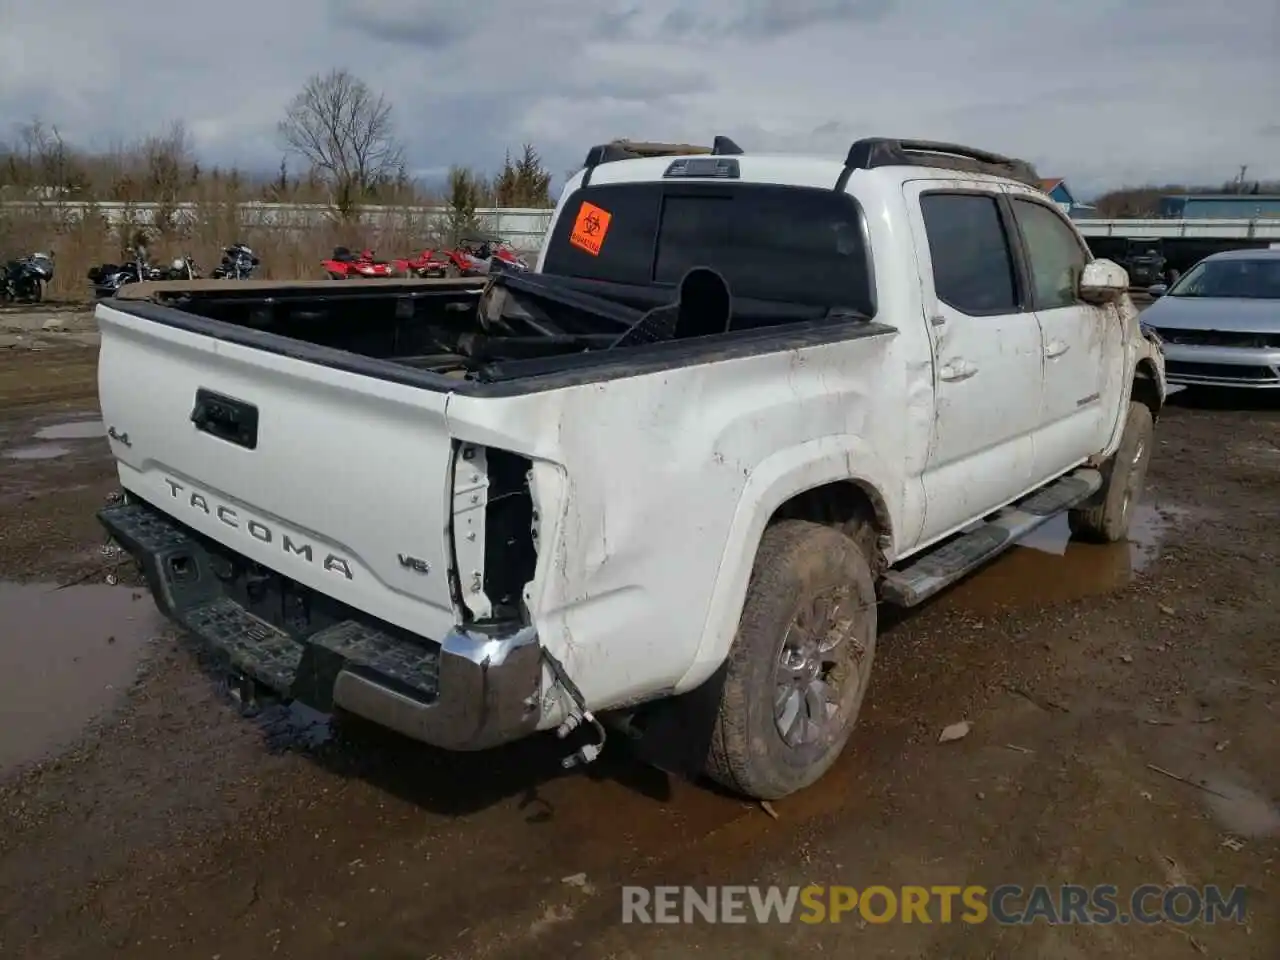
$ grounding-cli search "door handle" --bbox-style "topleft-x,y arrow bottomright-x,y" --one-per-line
939,360 -> 977,382
191,388 -> 259,449
1046,339 -> 1070,358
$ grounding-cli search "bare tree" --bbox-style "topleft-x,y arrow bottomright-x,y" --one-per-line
278,69 -> 405,218
141,120 -> 194,234
5,118 -> 87,196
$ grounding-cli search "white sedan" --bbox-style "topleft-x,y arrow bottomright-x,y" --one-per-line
1141,248 -> 1280,389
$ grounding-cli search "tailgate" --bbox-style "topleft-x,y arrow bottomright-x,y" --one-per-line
97,304 -> 460,642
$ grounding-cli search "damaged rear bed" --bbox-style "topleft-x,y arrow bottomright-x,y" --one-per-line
109,267 -> 890,395
90,164 -> 913,771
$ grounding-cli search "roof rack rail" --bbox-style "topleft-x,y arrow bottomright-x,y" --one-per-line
832,138 -> 1039,192
580,135 -> 744,186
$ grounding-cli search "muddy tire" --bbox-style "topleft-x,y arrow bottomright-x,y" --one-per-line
1069,401 -> 1155,543
704,520 -> 877,800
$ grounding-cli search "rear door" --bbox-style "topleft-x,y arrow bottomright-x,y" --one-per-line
1005,193 -> 1123,476
903,181 -> 1045,544
96,305 -> 461,642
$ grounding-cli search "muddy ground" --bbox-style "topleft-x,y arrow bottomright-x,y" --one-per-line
0,304 -> 1277,959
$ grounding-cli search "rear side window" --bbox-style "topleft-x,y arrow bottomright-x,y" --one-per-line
920,193 -> 1018,315
541,182 -> 874,316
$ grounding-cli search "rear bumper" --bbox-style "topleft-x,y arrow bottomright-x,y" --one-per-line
98,498 -> 543,750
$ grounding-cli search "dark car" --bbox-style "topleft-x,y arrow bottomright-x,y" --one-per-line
1122,238 -> 1168,286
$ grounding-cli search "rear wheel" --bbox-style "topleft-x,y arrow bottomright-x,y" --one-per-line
1069,401 -> 1155,543
705,520 -> 877,800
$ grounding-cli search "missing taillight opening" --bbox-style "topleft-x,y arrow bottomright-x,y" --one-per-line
483,450 -> 537,619
451,444 -> 537,624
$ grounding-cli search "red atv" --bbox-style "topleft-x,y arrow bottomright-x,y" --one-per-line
485,238 -> 529,272
321,247 -> 397,280
437,236 -> 530,277
393,248 -> 451,278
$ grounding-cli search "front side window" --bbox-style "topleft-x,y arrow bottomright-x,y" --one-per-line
1012,199 -> 1089,310
919,193 -> 1018,315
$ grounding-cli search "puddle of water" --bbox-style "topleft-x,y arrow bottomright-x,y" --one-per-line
939,504 -> 1183,614
34,419 -> 105,441
3,443 -> 72,461
0,582 -> 165,776
1201,776 -> 1280,838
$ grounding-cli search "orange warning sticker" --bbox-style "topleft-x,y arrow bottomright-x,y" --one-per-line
568,201 -> 612,256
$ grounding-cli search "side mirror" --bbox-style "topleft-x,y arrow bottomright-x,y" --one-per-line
1147,284 -> 1168,299
1078,258 -> 1129,304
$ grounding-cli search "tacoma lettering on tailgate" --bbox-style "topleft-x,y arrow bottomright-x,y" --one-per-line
162,477 -> 354,579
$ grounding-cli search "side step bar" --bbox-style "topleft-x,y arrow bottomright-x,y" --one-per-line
880,468 -> 1103,607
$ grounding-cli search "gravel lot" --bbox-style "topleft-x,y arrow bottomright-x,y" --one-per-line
0,302 -> 1277,959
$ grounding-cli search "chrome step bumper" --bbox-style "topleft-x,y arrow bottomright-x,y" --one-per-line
98,498 -> 543,751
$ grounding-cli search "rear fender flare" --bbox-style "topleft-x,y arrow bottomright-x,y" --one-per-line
673,435 -> 897,694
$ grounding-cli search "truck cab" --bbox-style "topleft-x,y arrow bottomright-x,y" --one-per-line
92,137 -> 1165,801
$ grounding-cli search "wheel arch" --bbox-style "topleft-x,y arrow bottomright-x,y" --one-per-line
673,438 -> 898,695
1132,357 -> 1164,421
770,479 -> 893,576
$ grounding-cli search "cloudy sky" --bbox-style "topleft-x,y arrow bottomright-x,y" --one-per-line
0,0 -> 1275,198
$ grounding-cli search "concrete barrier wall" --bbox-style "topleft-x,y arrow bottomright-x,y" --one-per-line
10,201 -> 1278,255
0,201 -> 558,252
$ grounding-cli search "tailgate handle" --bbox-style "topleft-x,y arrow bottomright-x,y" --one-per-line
191,389 -> 258,449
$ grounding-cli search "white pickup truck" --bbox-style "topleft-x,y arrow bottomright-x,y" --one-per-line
95,137 -> 1165,800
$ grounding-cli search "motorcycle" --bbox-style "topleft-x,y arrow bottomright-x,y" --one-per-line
87,256 -> 163,298
87,252 -> 200,297
211,242 -> 260,280
321,246 -> 396,280
2,251 -> 55,302
154,255 -> 200,281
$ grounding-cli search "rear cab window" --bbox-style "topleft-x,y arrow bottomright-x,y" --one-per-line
540,181 -> 877,323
